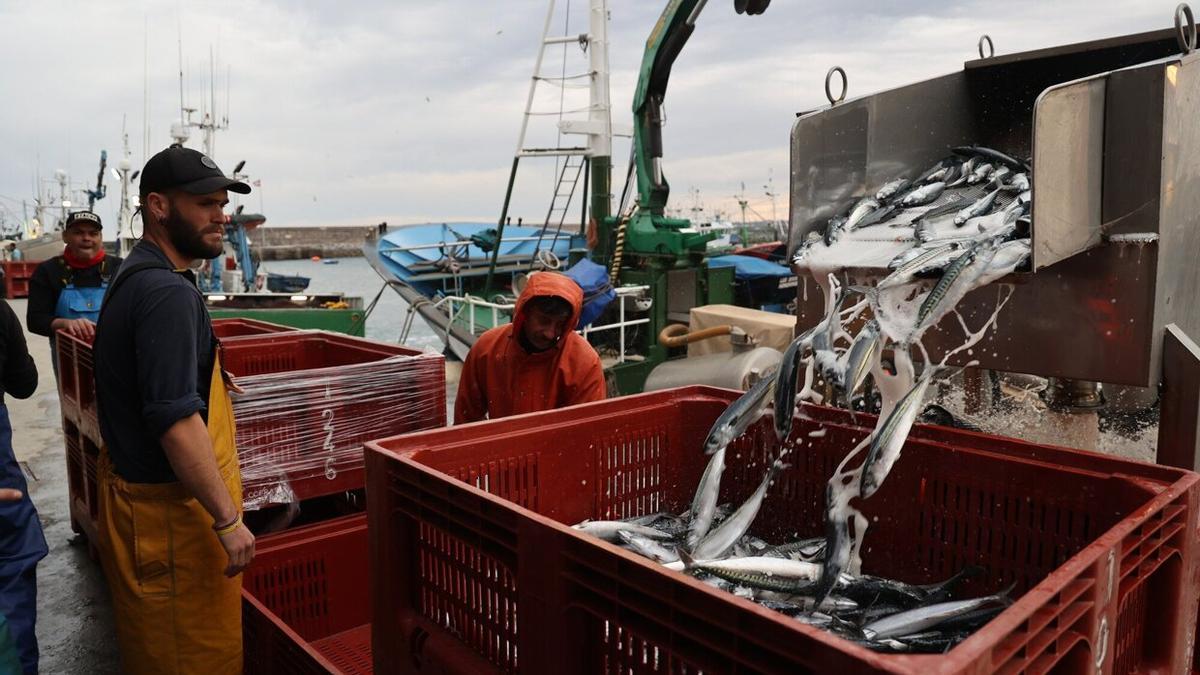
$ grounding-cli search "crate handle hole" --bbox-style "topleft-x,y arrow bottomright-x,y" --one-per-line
409,626 -> 430,669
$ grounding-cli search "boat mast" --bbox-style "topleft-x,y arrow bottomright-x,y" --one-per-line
116,127 -> 139,257
585,0 -> 614,225
172,36 -> 228,160
484,0 -> 624,293
56,170 -> 70,228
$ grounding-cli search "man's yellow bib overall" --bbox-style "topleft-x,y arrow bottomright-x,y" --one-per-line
97,354 -> 243,675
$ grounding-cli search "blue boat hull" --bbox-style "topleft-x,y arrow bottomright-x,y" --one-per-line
375,222 -> 581,297
265,273 -> 311,294
366,222 -> 584,360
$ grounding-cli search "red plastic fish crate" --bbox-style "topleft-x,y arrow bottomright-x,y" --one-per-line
55,331 -> 81,423
3,261 -> 38,277
62,417 -> 85,536
218,332 -> 446,509
210,317 -> 298,338
62,327 -> 443,554
365,386 -> 1200,674
58,319 -> 302,546
57,318 -> 295,441
3,261 -> 37,299
67,329 -> 444,507
4,278 -> 28,299
243,513 -> 371,674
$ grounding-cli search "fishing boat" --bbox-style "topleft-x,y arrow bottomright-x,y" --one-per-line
367,221 -> 581,360
366,0 -> 796,393
14,152 -> 112,263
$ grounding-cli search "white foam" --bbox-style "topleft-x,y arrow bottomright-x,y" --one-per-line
1106,233 -> 1159,244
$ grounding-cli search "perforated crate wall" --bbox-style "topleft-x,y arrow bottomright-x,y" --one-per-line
243,514 -> 371,674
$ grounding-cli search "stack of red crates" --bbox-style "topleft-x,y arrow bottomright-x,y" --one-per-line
56,320 -> 447,548
56,318 -> 297,542
3,261 -> 39,299
216,331 -> 446,509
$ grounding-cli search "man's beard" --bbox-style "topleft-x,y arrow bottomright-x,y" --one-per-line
162,204 -> 223,259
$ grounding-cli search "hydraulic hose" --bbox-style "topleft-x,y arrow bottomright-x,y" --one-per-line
658,323 -> 734,348
609,215 -> 628,285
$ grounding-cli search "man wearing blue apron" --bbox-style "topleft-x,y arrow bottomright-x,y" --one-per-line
26,211 -> 123,373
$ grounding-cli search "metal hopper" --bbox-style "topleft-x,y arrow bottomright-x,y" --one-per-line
790,26 -> 1191,270
789,12 -> 1200,468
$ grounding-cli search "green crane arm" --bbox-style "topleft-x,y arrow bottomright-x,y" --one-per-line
631,0 -> 770,218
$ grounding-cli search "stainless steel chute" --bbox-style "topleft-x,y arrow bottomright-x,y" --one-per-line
789,27 -> 1200,390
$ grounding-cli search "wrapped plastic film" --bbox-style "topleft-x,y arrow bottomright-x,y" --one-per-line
230,352 -> 446,510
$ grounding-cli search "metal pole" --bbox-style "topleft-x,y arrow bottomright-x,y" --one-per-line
484,157 -> 521,296
580,157 -> 590,234
618,291 -> 626,362
588,0 -> 612,158
585,0 -> 613,226
515,0 -> 558,156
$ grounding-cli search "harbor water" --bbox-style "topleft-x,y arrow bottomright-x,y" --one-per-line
261,256 -> 444,352
259,255 -> 463,420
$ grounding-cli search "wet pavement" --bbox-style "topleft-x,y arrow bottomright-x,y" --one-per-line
7,299 -> 119,673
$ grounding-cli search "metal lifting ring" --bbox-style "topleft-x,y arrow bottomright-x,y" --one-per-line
978,34 -> 995,59
825,66 -> 848,105
1176,3 -> 1196,54
535,248 -> 561,270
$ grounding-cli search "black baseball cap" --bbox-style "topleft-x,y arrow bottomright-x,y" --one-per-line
64,211 -> 102,230
139,144 -> 250,197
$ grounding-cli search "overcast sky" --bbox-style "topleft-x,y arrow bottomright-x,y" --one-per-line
0,1 -> 1172,231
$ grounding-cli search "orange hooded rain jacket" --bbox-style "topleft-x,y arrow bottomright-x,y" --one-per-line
454,272 -> 606,423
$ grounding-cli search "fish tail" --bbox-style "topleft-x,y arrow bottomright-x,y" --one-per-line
845,284 -> 875,298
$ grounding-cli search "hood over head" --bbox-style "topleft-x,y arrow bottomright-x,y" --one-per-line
511,272 -> 583,347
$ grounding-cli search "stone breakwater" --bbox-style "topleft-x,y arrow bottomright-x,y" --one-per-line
255,225 -> 382,260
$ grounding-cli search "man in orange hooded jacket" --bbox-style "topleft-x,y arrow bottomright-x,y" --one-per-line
454,271 -> 606,423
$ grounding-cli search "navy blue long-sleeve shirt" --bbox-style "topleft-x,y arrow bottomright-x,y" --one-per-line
94,242 -> 214,484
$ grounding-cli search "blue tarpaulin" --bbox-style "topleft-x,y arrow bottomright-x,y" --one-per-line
707,255 -> 792,280
563,258 -> 616,328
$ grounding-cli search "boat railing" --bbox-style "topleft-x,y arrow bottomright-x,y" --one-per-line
407,286 -> 650,364
578,286 -> 651,364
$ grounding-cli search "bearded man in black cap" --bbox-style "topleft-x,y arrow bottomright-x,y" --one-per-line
93,144 -> 253,674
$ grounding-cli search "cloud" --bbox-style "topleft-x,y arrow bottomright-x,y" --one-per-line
0,1 -> 1172,230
